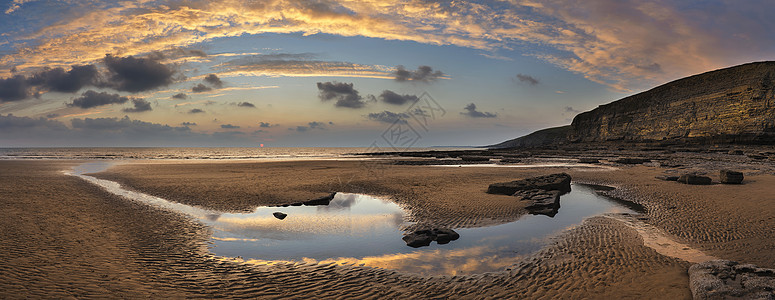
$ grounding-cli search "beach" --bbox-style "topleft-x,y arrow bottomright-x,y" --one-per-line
1,155 -> 774,298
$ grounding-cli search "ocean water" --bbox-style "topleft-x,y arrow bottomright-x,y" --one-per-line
0,147 -> 467,160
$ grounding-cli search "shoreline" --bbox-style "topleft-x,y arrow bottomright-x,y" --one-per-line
3,153 -> 774,298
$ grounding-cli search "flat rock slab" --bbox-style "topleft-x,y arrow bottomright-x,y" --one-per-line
487,173 -> 571,195
656,175 -> 680,181
514,189 -> 561,217
689,260 -> 775,299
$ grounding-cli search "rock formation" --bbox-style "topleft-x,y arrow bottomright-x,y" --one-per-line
689,260 -> 775,299
719,170 -> 744,184
490,61 -> 775,148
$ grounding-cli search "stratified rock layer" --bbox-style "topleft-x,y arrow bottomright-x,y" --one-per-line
571,62 -> 775,144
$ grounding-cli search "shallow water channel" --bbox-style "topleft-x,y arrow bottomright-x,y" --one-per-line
70,162 -> 639,276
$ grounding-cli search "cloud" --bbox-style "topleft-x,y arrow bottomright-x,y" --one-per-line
514,74 -> 539,86
68,90 -> 129,109
461,103 -> 496,118
258,122 -> 275,128
188,108 -> 204,114
0,114 -> 259,147
123,98 -> 152,113
171,93 -> 187,99
3,1 -> 774,92
0,65 -> 99,102
220,53 -> 392,78
203,74 -> 223,88
236,102 -> 255,108
367,111 -> 409,124
379,90 -> 418,105
316,81 -> 366,108
192,83 -> 212,93
394,66 -> 444,83
564,106 -> 580,113
102,54 -> 176,93
289,121 -> 327,132
181,122 -> 197,126
28,65 -> 99,93
0,75 -> 29,102
221,124 -> 240,129
0,113 -> 68,131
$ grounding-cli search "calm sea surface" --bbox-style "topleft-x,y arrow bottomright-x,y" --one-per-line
0,147 -> 473,160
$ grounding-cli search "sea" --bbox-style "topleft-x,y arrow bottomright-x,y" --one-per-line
0,147 -> 474,160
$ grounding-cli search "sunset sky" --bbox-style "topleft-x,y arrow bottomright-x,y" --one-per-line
1,0 -> 773,147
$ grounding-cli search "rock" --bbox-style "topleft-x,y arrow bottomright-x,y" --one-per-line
614,157 -> 649,164
689,260 -> 775,300
728,149 -> 744,155
678,174 -> 712,185
748,154 -> 767,160
487,173 -> 572,195
303,192 -> 336,206
514,189 -> 561,217
402,230 -> 435,248
272,212 -> 287,220
719,170 -> 744,184
402,228 -> 460,247
432,229 -> 460,244
577,158 -> 599,163
655,175 -> 680,181
459,155 -> 491,162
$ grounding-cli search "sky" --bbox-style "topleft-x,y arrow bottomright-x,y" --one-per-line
0,0 -> 773,147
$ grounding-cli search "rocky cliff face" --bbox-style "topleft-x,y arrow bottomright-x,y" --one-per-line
571,62 -> 775,144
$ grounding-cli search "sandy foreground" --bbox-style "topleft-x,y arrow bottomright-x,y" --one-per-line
1,158 -> 774,298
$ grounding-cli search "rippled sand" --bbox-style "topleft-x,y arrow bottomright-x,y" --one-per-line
1,159 -> 773,298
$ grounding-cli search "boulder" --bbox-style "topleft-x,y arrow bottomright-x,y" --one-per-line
272,212 -> 287,220
402,228 -> 460,248
719,170 -> 744,184
432,229 -> 461,244
678,174 -> 712,185
487,173 -> 571,195
689,260 -> 775,299
303,192 -> 336,206
514,189 -> 561,217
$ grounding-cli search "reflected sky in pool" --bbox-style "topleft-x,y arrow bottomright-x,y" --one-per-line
70,162 -> 637,276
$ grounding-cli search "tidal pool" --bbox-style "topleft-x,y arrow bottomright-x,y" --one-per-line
70,162 -> 639,276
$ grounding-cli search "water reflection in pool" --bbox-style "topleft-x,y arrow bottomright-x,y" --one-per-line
70,163 -> 637,276
217,184 -> 636,276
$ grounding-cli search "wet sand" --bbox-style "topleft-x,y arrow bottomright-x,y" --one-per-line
2,158 -> 774,298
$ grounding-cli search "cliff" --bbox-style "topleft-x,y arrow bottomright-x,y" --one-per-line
487,126 -> 572,149
490,61 -> 775,149
571,61 -> 775,144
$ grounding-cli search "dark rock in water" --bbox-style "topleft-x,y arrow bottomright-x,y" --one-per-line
460,155 -> 491,162
578,158 -> 599,164
655,175 -> 680,181
402,228 -> 460,248
487,173 -> 571,195
290,202 -> 303,206
303,192 -> 336,206
678,174 -> 712,185
689,260 -> 775,299
614,157 -> 649,164
432,228 -> 460,244
273,212 -> 287,220
719,170 -> 744,184
514,189 -> 561,217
